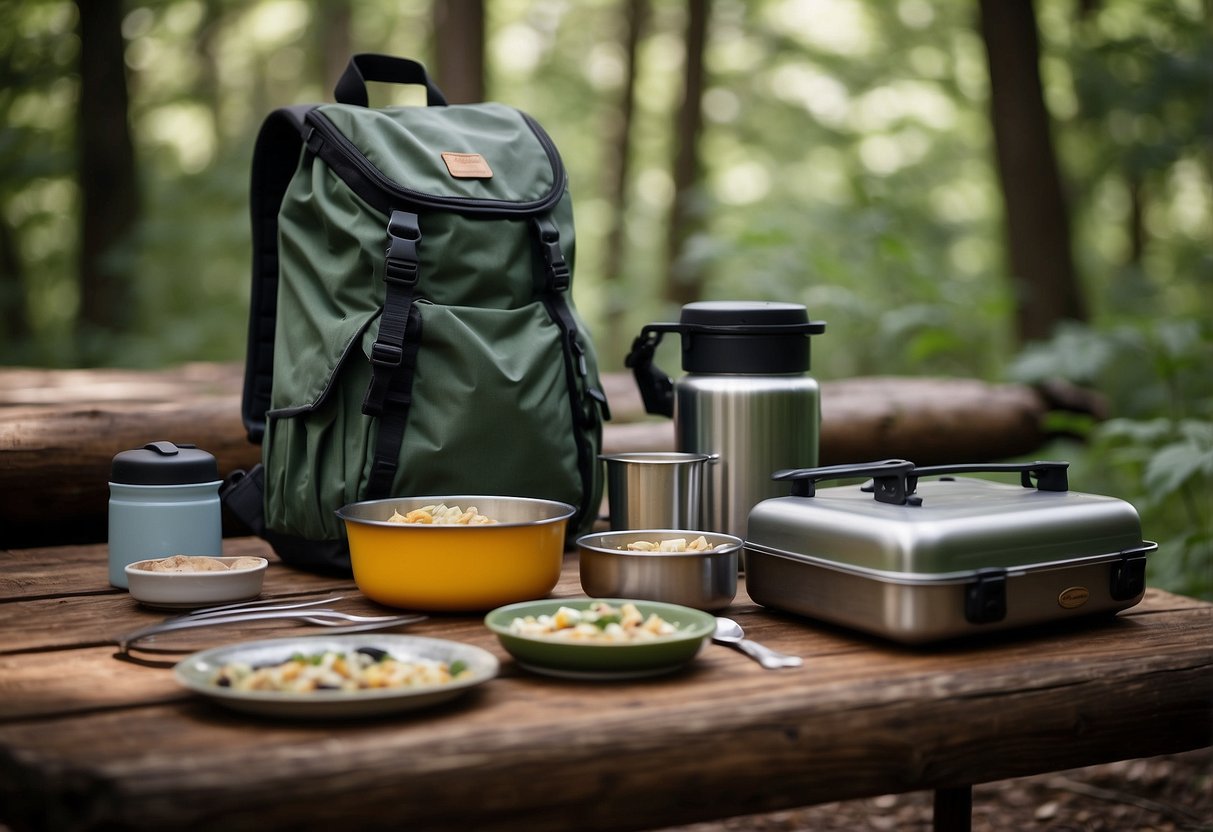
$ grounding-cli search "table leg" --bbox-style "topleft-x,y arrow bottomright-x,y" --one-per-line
933,786 -> 972,832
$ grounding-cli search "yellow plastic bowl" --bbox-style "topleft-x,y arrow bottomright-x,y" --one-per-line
336,495 -> 576,612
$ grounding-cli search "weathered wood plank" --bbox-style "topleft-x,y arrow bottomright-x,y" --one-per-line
0,577 -> 1200,720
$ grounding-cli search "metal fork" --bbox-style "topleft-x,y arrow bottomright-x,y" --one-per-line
114,607 -> 426,653
175,596 -> 423,636
179,596 -> 344,619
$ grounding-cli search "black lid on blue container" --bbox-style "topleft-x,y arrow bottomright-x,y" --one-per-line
110,441 -> 219,485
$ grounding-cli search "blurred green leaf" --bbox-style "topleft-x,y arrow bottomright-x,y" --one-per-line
1143,442 -> 1213,500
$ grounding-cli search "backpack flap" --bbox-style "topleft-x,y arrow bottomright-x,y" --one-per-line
302,101 -> 566,220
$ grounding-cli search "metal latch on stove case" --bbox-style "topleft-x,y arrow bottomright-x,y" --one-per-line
1109,550 -> 1149,601
964,568 -> 1008,625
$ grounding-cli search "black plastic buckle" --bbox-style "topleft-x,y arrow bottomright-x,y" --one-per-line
384,256 -> 419,286
387,210 -> 420,240
541,240 -> 570,291
370,342 -> 403,368
384,210 -> 421,285
532,216 -> 571,293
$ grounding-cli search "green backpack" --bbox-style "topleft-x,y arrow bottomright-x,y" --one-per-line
224,55 -> 609,573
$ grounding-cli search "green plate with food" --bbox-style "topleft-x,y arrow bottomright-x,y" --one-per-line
484,598 -> 715,680
174,634 -> 498,718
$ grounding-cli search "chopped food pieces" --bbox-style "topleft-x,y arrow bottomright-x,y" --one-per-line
508,600 -> 680,643
623,536 -> 726,552
211,647 -> 469,692
387,504 -> 498,525
133,555 -> 263,573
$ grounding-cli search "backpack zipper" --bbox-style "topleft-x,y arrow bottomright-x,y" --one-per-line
304,109 -> 567,216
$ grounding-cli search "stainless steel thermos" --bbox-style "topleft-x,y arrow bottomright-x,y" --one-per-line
626,301 -> 826,539
108,441 -> 223,588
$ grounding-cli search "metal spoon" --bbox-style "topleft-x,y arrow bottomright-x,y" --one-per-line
713,617 -> 802,669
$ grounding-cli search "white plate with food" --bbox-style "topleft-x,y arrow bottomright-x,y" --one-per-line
173,634 -> 498,718
125,555 -> 268,610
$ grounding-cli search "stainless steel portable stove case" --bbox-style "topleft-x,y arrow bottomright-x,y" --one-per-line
744,460 -> 1156,644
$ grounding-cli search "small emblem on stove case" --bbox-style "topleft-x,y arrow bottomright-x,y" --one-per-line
1058,586 -> 1090,609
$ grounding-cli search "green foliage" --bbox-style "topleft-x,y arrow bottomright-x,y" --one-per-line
0,1 -> 80,363
679,0 -> 1013,381
1010,316 -> 1213,599
1007,0 -> 1212,599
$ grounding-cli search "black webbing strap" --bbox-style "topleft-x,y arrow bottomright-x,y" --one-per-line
243,104 -> 316,444
531,215 -> 609,527
532,214 -> 609,422
363,210 -> 423,499
365,303 -> 423,499
532,216 -> 582,385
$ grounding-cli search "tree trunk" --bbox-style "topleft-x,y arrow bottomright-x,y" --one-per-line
979,0 -> 1086,344
0,213 -> 28,346
315,0 -> 353,95
75,0 -> 139,358
1127,174 -> 1146,265
433,0 -> 486,103
663,0 -> 710,309
193,0 -> 221,141
600,0 -> 648,363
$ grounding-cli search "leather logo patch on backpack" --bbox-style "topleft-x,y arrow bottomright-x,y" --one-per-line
441,152 -> 493,179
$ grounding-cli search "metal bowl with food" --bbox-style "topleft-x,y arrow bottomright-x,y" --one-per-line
335,495 -> 576,612
576,530 -> 741,612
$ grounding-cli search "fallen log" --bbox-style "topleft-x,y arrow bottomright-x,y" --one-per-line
0,363 -> 1102,547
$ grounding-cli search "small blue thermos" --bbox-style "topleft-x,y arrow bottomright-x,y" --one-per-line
108,441 -> 223,588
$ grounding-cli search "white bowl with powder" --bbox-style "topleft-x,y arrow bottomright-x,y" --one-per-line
125,555 -> 268,609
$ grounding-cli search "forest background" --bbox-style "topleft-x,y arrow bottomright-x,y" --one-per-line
1,0 -> 1209,598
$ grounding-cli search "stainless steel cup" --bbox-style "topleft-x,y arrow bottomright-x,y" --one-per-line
600,452 -> 711,530
577,529 -> 741,611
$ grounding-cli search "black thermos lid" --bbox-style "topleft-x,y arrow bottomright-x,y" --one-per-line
677,301 -> 826,374
110,441 -> 220,485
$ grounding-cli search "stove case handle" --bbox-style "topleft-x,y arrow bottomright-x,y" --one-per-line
906,461 -> 1070,495
772,460 -> 917,501
773,459 -> 1070,505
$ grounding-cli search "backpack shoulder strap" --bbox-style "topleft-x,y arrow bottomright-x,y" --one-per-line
242,104 -> 316,444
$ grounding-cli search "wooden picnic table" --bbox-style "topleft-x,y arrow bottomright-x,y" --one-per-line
1,536 -> 1209,832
